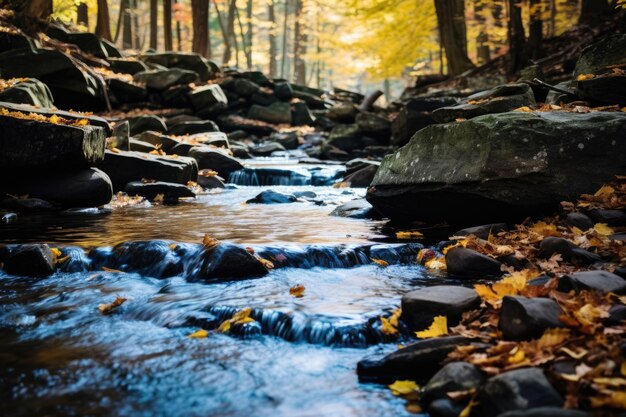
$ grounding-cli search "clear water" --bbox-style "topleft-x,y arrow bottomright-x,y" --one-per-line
0,183 -> 436,417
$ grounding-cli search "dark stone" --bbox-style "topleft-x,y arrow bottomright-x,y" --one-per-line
273,82 -> 293,100
248,102 -> 292,124
127,115 -> 167,136
588,209 -> 626,227
344,165 -> 378,188
0,30 -> 36,53
428,398 -> 466,417
401,286 -> 481,331
1,212 -> 17,223
577,75 -> 626,106
109,58 -> 149,75
250,142 -> 287,157
433,84 -> 536,123
133,68 -> 198,91
499,296 -> 563,341
367,112 -> 626,225
138,131 -> 180,152
161,84 -> 192,108
185,132 -> 229,148
0,78 -> 54,108
233,78 -> 260,98
329,199 -> 379,219
1,197 -> 58,212
291,102 -> 316,126
557,270 -> 626,294
608,304 -> 626,323
292,90 -> 329,109
539,237 -> 601,265
454,223 -> 508,240
271,132 -> 299,150
1,168 -> 113,208
327,103 -> 359,122
167,120 -> 220,136
124,181 -> 195,201
565,212 -> 594,231
391,97 -> 460,146
128,138 -> 157,153
355,112 -> 391,139
574,34 -> 626,76
0,48 -> 106,111
356,336 -> 469,384
166,114 -> 203,127
141,52 -> 215,81
217,114 -> 277,136
446,248 -> 503,277
325,124 -> 362,152
189,84 -> 228,114
250,90 -> 278,107
197,171 -> 225,189
109,78 -> 148,104
187,147 -> 243,178
497,407 -> 591,417
421,362 -> 484,404
99,150 -> 198,191
3,244 -> 55,277
169,142 -> 194,156
196,243 -> 269,281
65,32 -> 109,58
246,190 -> 298,204
0,114 -> 106,170
478,368 -> 563,416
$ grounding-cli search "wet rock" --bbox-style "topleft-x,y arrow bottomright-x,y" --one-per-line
1,197 -> 58,212
326,124 -> 361,152
356,336 -> 469,383
0,78 -> 54,108
574,34 -> 626,76
327,102 -> 359,122
3,244 -> 55,277
127,115 -> 167,136
446,247 -> 503,277
141,52 -> 215,81
329,199 -> 379,219
246,190 -> 298,204
271,132 -> 299,150
186,132 -> 229,148
189,84 -> 228,115
497,407 -> 591,417
134,68 -> 198,91
273,82 -> 293,100
428,398 -> 465,417
90,240 -> 183,278
421,362 -> 484,404
167,120 -> 220,136
187,147 -> 243,178
355,112 -> 391,139
196,243 -> 269,281
139,131 -> 180,152
367,112 -> 626,225
217,114 -> 277,136
499,296 -> 563,340
161,84 -> 192,108
65,32 -> 112,58
99,150 -> 198,191
2,168 -> 113,208
250,142 -> 287,157
233,78 -> 260,98
251,90 -> 277,107
539,237 -> 601,265
344,164 -> 378,187
124,181 -> 195,201
588,209 -> 626,227
127,138 -> 156,153
0,114 -> 106,169
478,368 -> 563,415
577,74 -> 626,106
291,102 -> 316,126
197,171 -> 225,189
402,286 -> 481,331
565,212 -> 594,231
248,102 -> 292,125
391,97 -> 458,146
109,57 -> 149,75
109,78 -> 148,104
557,270 -> 626,294
1,212 -> 17,223
454,223 -> 508,240
0,48 -> 106,110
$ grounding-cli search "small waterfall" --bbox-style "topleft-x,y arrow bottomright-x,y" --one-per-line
228,168 -> 312,186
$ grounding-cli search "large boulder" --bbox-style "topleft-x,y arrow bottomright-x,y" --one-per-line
124,181 -> 195,202
141,52 -> 215,81
99,150 -> 198,191
0,48 -> 106,111
1,168 -> 113,208
0,112 -> 106,169
65,32 -> 110,58
133,68 -> 198,91
248,102 -> 292,124
367,111 -> 626,225
0,78 -> 54,108
432,84 -> 536,123
194,243 -> 269,281
187,147 -> 243,178
2,244 -> 55,277
574,34 -> 626,76
189,84 -> 228,114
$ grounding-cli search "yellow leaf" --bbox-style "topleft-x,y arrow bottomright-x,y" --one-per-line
202,233 -> 220,249
110,147 -> 121,153
415,315 -> 448,339
257,257 -> 275,270
389,308 -> 402,327
289,284 -> 306,298
75,118 -> 89,126
49,114 -> 59,124
574,303 -> 609,327
594,223 -> 614,236
531,221 -> 559,237
594,185 -> 615,197
188,329 -> 208,338
153,193 -> 165,204
333,181 -> 349,188
380,316 -> 399,336
459,399 -> 478,417
559,346 -> 588,360
395,231 -> 424,239
425,257 -> 446,271
217,320 -> 231,333
507,347 -> 526,364
590,392 -> 626,409
537,328 -> 570,348
232,307 -> 253,323
169,244 -> 178,251
56,255 -> 70,264
496,245 -> 515,256
621,361 -> 626,377
388,380 -> 419,396
514,106 -> 533,112
576,74 -> 595,81
98,296 -> 127,315
50,247 -> 62,258
371,258 -> 389,267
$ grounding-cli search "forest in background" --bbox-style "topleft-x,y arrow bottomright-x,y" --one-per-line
10,0 -> 626,99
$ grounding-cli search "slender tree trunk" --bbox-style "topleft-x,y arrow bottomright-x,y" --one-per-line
150,0 -> 158,49
579,0 -> 609,24
236,7 -> 251,68
77,2 -> 89,26
122,1 -> 133,49
268,0 -> 277,78
132,0 -> 140,49
246,0 -> 253,69
213,0 -> 231,62
96,0 -> 113,40
163,0 -> 173,51
281,0 -> 290,78
223,0 -> 238,65
507,0 -> 526,73
527,0 -> 543,60
192,0 -> 210,56
293,0 -> 306,84
174,0 -> 182,51
114,0 -> 126,43
433,0 -> 475,76
474,0 -> 490,64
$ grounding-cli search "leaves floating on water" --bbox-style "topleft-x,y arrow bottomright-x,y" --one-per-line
371,258 -> 389,267
415,315 -> 448,339
395,230 -> 424,239
188,329 -> 209,339
202,233 -> 220,250
217,307 -> 256,333
388,380 -> 419,396
289,284 -> 306,298
257,257 -> 275,270
380,308 -> 402,337
98,296 -> 127,315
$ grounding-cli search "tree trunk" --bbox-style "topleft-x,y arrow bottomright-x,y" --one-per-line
192,0 -> 210,56
236,7 -> 250,68
507,0 -> 526,74
163,0 -> 173,51
434,0 -> 475,76
527,0 -> 543,60
24,0 -> 53,20
114,0 -> 126,43
132,0 -> 140,49
174,0 -> 182,51
150,0 -> 158,49
213,0 -> 232,63
77,2 -> 89,26
223,0 -> 237,65
281,0 -> 290,78
96,0 -> 113,40
293,0 -> 306,84
246,0 -> 253,69
474,0 -> 490,64
579,0 -> 609,24
268,0 -> 277,78
122,1 -> 133,49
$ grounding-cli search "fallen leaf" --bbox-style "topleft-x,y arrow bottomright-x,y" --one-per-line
594,185 -> 615,197
594,223 -> 614,236
396,231 -> 424,239
415,315 -> 448,339
371,258 -> 389,267
188,329 -> 208,338
202,233 -> 220,249
98,296 -> 127,315
424,257 -> 446,271
590,392 -> 626,409
388,380 -> 419,396
289,284 -> 305,298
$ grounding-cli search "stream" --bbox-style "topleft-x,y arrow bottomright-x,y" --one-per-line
0,161 -> 442,417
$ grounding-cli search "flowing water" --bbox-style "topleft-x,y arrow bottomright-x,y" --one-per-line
0,163 -> 441,417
